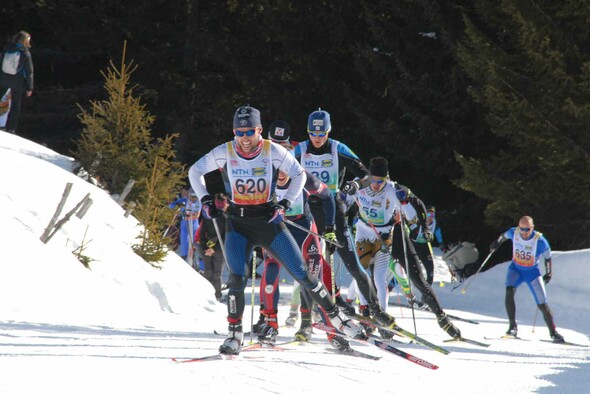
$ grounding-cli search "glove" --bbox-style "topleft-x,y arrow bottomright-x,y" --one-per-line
378,232 -> 392,253
489,239 -> 500,253
342,180 -> 360,196
268,199 -> 290,224
201,196 -> 220,220
423,231 -> 434,243
324,226 -> 338,254
543,272 -> 552,284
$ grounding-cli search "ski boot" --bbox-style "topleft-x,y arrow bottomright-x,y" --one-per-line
258,311 -> 278,344
219,322 -> 243,355
328,334 -> 351,353
550,330 -> 565,344
329,309 -> 365,339
294,312 -> 313,342
437,313 -> 461,338
336,294 -> 356,317
284,308 -> 298,327
378,328 -> 394,340
369,302 -> 396,328
359,305 -> 374,335
408,296 -> 430,311
506,322 -> 518,337
252,313 -> 266,335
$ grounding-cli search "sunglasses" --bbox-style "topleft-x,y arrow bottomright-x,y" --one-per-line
234,129 -> 256,137
371,179 -> 385,184
308,131 -> 327,138
427,212 -> 434,218
519,227 -> 532,232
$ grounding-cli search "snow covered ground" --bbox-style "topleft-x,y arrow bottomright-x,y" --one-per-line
0,131 -> 588,393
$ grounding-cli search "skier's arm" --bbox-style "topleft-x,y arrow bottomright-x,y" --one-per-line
304,171 -> 336,228
274,144 -> 305,204
188,144 -> 227,200
489,232 -> 509,253
409,193 -> 428,231
338,143 -> 370,192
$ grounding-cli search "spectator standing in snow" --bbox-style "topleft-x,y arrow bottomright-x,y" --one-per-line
0,31 -> 33,134
196,193 -> 228,302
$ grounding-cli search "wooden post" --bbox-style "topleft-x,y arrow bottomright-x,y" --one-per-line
117,179 -> 135,206
44,193 -> 92,244
124,201 -> 137,218
76,198 -> 93,219
40,183 -> 72,243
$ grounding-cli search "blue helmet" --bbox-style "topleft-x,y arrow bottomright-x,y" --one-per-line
307,109 -> 332,133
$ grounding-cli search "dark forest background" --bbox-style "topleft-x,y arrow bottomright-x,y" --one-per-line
2,0 -> 589,254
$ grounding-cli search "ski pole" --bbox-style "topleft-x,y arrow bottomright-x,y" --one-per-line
212,217 -> 230,271
399,214 -> 418,335
250,248 -> 258,344
163,208 -> 181,238
284,219 -> 343,248
327,247 -> 336,304
460,250 -> 495,295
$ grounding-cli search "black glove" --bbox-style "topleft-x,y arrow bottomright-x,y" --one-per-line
379,232 -> 392,253
201,195 -> 220,220
489,239 -> 500,253
543,272 -> 552,284
342,180 -> 360,196
269,199 -> 290,224
324,225 -> 337,254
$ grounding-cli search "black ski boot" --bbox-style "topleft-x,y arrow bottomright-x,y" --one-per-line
328,334 -> 351,353
359,305 -> 374,335
437,313 -> 461,338
336,294 -> 356,316
369,302 -> 396,327
550,330 -> 565,344
252,313 -> 266,335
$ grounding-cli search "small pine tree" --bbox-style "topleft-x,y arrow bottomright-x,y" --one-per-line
74,42 -> 185,263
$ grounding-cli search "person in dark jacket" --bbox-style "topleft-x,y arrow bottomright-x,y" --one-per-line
0,31 -> 34,134
196,193 -> 229,301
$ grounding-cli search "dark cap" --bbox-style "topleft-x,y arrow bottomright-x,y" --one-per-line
268,120 -> 291,142
233,105 -> 262,129
369,156 -> 389,178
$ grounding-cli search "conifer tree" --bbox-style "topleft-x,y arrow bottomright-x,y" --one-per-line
75,43 -> 185,263
455,0 -> 590,248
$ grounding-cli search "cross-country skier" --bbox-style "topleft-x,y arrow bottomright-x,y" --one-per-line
341,156 -> 404,339
256,168 -> 351,351
293,109 -> 395,327
396,185 -> 435,286
489,215 -> 564,343
393,184 -> 462,338
188,105 -> 364,355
